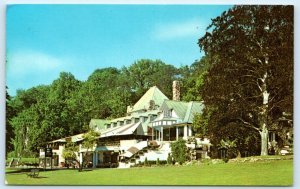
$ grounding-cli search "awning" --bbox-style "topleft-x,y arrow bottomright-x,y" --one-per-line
99,122 -> 142,138
96,146 -> 120,152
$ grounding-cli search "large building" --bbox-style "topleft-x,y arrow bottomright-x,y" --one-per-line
41,81 -> 206,168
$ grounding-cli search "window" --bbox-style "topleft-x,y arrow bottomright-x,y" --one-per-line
126,120 -> 131,124
144,116 -> 148,122
120,121 -> 124,126
269,132 -> 276,142
150,115 -> 157,121
135,118 -> 139,123
164,110 -> 172,117
113,122 -> 117,127
107,124 -> 111,129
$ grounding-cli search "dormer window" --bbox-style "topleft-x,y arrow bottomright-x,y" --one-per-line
164,109 -> 172,117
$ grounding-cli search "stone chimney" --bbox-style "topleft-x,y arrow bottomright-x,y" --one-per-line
172,80 -> 180,101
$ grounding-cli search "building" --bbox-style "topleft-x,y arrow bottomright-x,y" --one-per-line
40,82 -> 206,168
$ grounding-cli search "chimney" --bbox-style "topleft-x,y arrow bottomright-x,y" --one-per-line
172,80 -> 180,101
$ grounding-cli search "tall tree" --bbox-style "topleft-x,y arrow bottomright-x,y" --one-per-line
79,67 -> 132,121
198,5 -> 293,155
179,56 -> 210,101
123,59 -> 178,100
47,72 -> 83,138
6,87 -> 16,156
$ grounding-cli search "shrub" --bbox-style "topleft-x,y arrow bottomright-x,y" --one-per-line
170,138 -> 187,165
144,157 -> 148,166
167,153 -> 172,165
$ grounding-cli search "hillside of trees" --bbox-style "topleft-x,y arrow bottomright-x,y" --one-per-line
6,5 -> 293,158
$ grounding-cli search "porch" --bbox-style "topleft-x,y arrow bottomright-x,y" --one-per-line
152,124 -> 193,141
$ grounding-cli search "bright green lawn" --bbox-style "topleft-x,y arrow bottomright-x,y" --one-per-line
6,159 -> 293,186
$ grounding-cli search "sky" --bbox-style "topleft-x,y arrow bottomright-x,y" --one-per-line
6,4 -> 233,96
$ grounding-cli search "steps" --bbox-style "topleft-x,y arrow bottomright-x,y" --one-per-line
119,141 -> 171,168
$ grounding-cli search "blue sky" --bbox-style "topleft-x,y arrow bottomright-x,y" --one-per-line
6,4 -> 232,96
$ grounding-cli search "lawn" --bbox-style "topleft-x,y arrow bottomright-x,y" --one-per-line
5,159 -> 293,186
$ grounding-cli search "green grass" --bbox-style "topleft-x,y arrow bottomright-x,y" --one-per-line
5,159 -> 293,186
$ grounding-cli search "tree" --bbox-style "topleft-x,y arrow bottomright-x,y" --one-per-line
179,56 -> 210,102
9,85 -> 50,156
79,67 -> 133,121
198,5 -> 293,155
170,138 -> 187,164
192,108 -> 212,138
62,141 -> 80,169
48,72 -> 83,137
80,130 -> 100,169
62,130 -> 100,171
123,59 -> 179,100
9,72 -> 84,156
6,86 -> 16,156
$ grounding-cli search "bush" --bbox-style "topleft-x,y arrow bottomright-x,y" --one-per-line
170,138 -> 187,165
144,157 -> 148,166
167,153 -> 172,165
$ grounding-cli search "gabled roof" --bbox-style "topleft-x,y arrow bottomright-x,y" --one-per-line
183,101 -> 204,123
89,119 -> 109,131
129,86 -> 169,113
160,100 -> 204,123
49,133 -> 85,143
161,100 -> 189,120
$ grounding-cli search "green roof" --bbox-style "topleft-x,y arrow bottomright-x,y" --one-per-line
89,119 -> 109,131
161,100 -> 189,120
130,86 -> 169,113
161,100 -> 204,123
183,101 -> 204,123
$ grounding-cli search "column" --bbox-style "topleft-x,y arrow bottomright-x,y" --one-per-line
188,126 -> 193,137
79,152 -> 83,165
95,152 -> 98,167
184,125 -> 188,140
152,126 -> 154,141
158,129 -> 161,141
92,152 -> 97,168
176,126 -> 179,141
161,127 -> 164,141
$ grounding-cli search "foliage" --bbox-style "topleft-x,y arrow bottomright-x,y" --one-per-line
9,73 -> 84,156
144,157 -> 148,166
123,59 -> 179,100
210,122 -> 260,159
198,5 -> 293,155
192,107 -> 213,138
82,130 -> 100,150
62,142 -> 79,162
6,86 -> 16,156
170,138 -> 187,165
156,158 -> 160,165
179,56 -> 210,101
167,153 -> 172,165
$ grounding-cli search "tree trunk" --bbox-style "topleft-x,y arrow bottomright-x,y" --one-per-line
260,68 -> 269,156
260,126 -> 268,156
